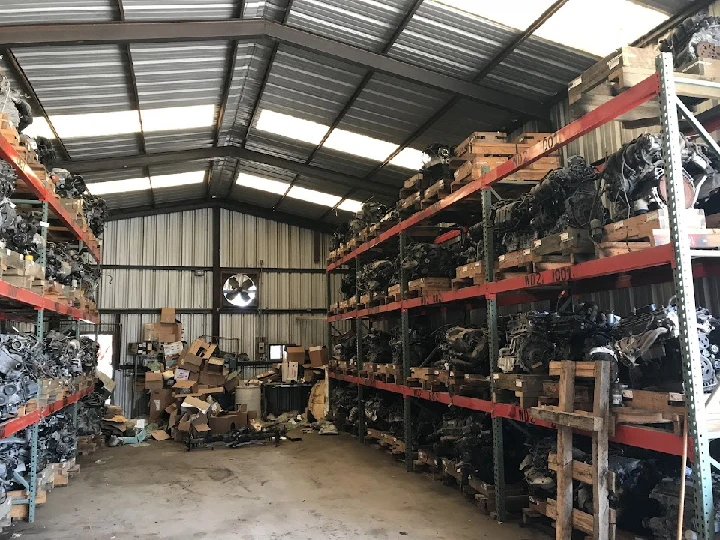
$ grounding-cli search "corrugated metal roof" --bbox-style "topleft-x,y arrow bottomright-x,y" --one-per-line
122,0 -> 234,21
0,1 -> 116,25
11,46 -> 132,114
285,0 -> 417,52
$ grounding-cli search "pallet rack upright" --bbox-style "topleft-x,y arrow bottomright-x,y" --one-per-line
326,52 -> 720,538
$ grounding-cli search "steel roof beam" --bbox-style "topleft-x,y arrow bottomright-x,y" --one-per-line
105,198 -> 335,232
54,146 -> 399,197
0,20 -> 545,117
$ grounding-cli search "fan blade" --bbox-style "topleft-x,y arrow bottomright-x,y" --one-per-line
241,277 -> 254,290
226,290 -> 240,301
229,276 -> 240,289
240,291 -> 251,303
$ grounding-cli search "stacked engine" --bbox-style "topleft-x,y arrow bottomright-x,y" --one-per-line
399,242 -> 459,281
493,157 -> 599,254
662,15 -> 720,68
598,133 -> 720,223
0,331 -> 99,419
349,201 -> 386,238
498,303 -> 616,374
357,260 -> 395,295
51,169 -> 109,238
521,438 -> 670,535
437,326 -> 490,375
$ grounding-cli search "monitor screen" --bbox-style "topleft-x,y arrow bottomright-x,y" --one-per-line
269,344 -> 284,361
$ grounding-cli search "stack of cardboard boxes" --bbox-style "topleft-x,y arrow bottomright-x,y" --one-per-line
141,308 -> 330,442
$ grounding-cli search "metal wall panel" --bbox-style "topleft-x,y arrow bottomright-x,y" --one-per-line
220,208 -> 329,267
100,269 -> 212,310
102,208 -> 213,266
220,312 -> 327,354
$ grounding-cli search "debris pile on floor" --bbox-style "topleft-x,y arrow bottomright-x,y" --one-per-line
132,319 -> 332,447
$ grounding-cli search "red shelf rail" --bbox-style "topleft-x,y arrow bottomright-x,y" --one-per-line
0,384 -> 93,439
326,74 -> 660,273
0,135 -> 102,262
329,371 -> 688,458
0,278 -> 98,324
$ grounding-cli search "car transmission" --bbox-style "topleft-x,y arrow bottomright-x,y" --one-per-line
661,15 -> 720,68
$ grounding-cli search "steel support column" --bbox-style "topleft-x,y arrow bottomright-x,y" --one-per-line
355,257 -> 365,443
211,206 -> 221,341
483,188 -> 506,522
658,52 -> 714,538
399,232 -> 412,471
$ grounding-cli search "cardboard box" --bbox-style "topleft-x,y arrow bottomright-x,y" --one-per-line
145,372 -> 164,391
182,396 -> 210,412
198,370 -> 225,386
174,368 -> 190,381
160,307 -> 176,324
224,372 -> 240,392
163,341 -> 183,357
143,322 -> 183,343
281,361 -> 299,383
206,357 -> 224,373
149,389 -> 173,421
173,380 -> 197,393
308,346 -> 329,367
208,412 -> 247,434
284,346 -> 306,364
179,351 -> 204,372
187,339 -> 216,359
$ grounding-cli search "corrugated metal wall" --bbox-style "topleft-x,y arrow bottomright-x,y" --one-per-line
102,209 -> 337,391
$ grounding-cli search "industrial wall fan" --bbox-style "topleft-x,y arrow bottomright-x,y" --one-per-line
222,273 -> 258,308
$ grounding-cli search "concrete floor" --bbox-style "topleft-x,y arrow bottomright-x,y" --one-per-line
7,433 -> 548,540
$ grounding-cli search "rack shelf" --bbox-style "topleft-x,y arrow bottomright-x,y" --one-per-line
0,384 -> 93,439
0,278 -> 98,324
329,371 -> 688,458
326,74 -> 660,273
0,135 -> 102,263
329,245 -> 720,321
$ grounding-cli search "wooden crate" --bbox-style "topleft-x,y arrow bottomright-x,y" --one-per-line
421,178 -> 452,208
408,277 -> 451,297
596,208 -> 720,257
452,261 -> 484,290
399,173 -> 433,199
454,132 -> 508,157
492,373 -> 549,408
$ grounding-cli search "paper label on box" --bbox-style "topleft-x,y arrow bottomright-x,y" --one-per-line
560,232 -> 569,242
608,56 -> 620,70
622,389 -> 633,398
154,400 -> 161,410
39,221 -> 49,228
533,240 -> 541,247
569,76 -> 582,89
174,368 -> 190,381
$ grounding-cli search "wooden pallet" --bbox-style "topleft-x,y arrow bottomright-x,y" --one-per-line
531,361 -> 613,540
596,208 -> 720,257
464,479 -> 528,516
452,261 -> 485,289
613,388 -> 686,434
399,173 -> 433,199
569,48 -> 720,127
408,277 -> 451,297
496,229 -> 594,274
492,373 -> 549,408
421,178 -> 453,208
398,191 -> 423,216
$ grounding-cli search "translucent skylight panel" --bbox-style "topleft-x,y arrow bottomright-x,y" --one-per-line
255,110 -> 327,145
287,186 -> 341,207
338,199 -> 364,213
151,170 -> 206,188
390,148 -> 425,170
432,0 -> 668,57
235,173 -> 290,195
141,104 -> 215,133
323,129 -> 397,161
87,177 -> 151,195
